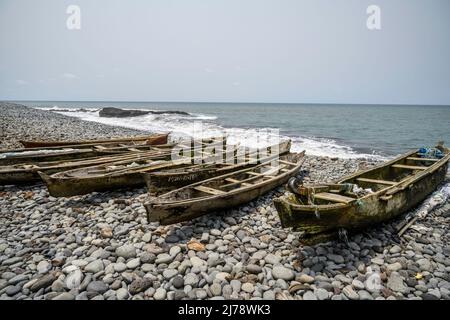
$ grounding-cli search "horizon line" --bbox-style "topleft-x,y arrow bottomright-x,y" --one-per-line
2,99 -> 450,107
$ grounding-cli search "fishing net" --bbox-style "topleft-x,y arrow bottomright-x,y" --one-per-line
417,147 -> 444,159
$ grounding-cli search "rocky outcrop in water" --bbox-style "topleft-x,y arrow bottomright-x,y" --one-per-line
99,107 -> 150,118
99,107 -> 189,118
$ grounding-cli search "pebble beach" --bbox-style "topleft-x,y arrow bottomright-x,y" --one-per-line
1,102 -> 449,300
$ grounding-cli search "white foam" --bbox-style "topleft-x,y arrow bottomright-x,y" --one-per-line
290,136 -> 387,160
35,106 -> 99,112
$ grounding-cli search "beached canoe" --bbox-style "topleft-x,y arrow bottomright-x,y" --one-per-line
273,143 -> 450,244
38,142 -> 239,196
0,143 -> 173,166
0,137 -> 216,166
142,140 -> 292,193
19,133 -> 169,148
144,151 -> 306,225
0,149 -> 174,185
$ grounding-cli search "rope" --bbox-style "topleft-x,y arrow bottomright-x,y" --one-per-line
338,228 -> 349,245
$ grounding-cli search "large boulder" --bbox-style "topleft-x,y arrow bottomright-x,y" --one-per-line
99,107 -> 150,117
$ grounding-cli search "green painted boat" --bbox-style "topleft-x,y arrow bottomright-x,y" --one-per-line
274,143 -> 450,244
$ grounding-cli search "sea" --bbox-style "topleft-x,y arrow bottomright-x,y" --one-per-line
18,101 -> 450,160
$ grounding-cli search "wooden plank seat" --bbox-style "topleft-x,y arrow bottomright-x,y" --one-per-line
222,174 -> 267,188
247,172 -> 263,176
406,157 -> 439,162
392,164 -> 428,170
225,178 -> 252,187
193,186 -> 226,195
279,160 -> 297,166
356,178 -> 397,186
261,165 -> 287,176
314,192 -> 355,204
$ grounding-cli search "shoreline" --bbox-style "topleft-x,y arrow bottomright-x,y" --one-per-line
0,102 -> 449,300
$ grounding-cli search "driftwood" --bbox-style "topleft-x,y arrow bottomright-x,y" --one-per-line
397,181 -> 450,236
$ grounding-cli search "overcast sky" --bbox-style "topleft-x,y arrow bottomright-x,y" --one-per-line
1,0 -> 449,105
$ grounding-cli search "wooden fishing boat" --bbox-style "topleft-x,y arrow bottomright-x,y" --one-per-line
142,140 -> 292,193
0,137 -> 215,166
273,143 -> 450,244
0,149 -> 174,185
0,148 -> 100,166
144,151 -> 306,225
0,143 -> 171,166
38,141 -> 238,197
19,133 -> 169,148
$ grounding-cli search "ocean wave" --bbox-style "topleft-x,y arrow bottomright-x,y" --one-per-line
289,136 -> 388,160
191,113 -> 218,120
34,106 -> 386,160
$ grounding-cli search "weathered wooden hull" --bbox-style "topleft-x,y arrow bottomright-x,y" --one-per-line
19,133 -> 169,148
0,137 -> 221,166
38,154 -> 186,197
274,147 -> 450,244
143,167 -> 237,194
0,149 -> 101,166
145,152 -> 305,225
0,170 -> 38,185
40,171 -> 146,197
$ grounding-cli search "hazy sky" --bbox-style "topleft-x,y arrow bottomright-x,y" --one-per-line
1,0 -> 449,104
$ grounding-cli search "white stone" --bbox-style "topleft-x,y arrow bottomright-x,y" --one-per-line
65,269 -> 83,290
190,256 -> 206,268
